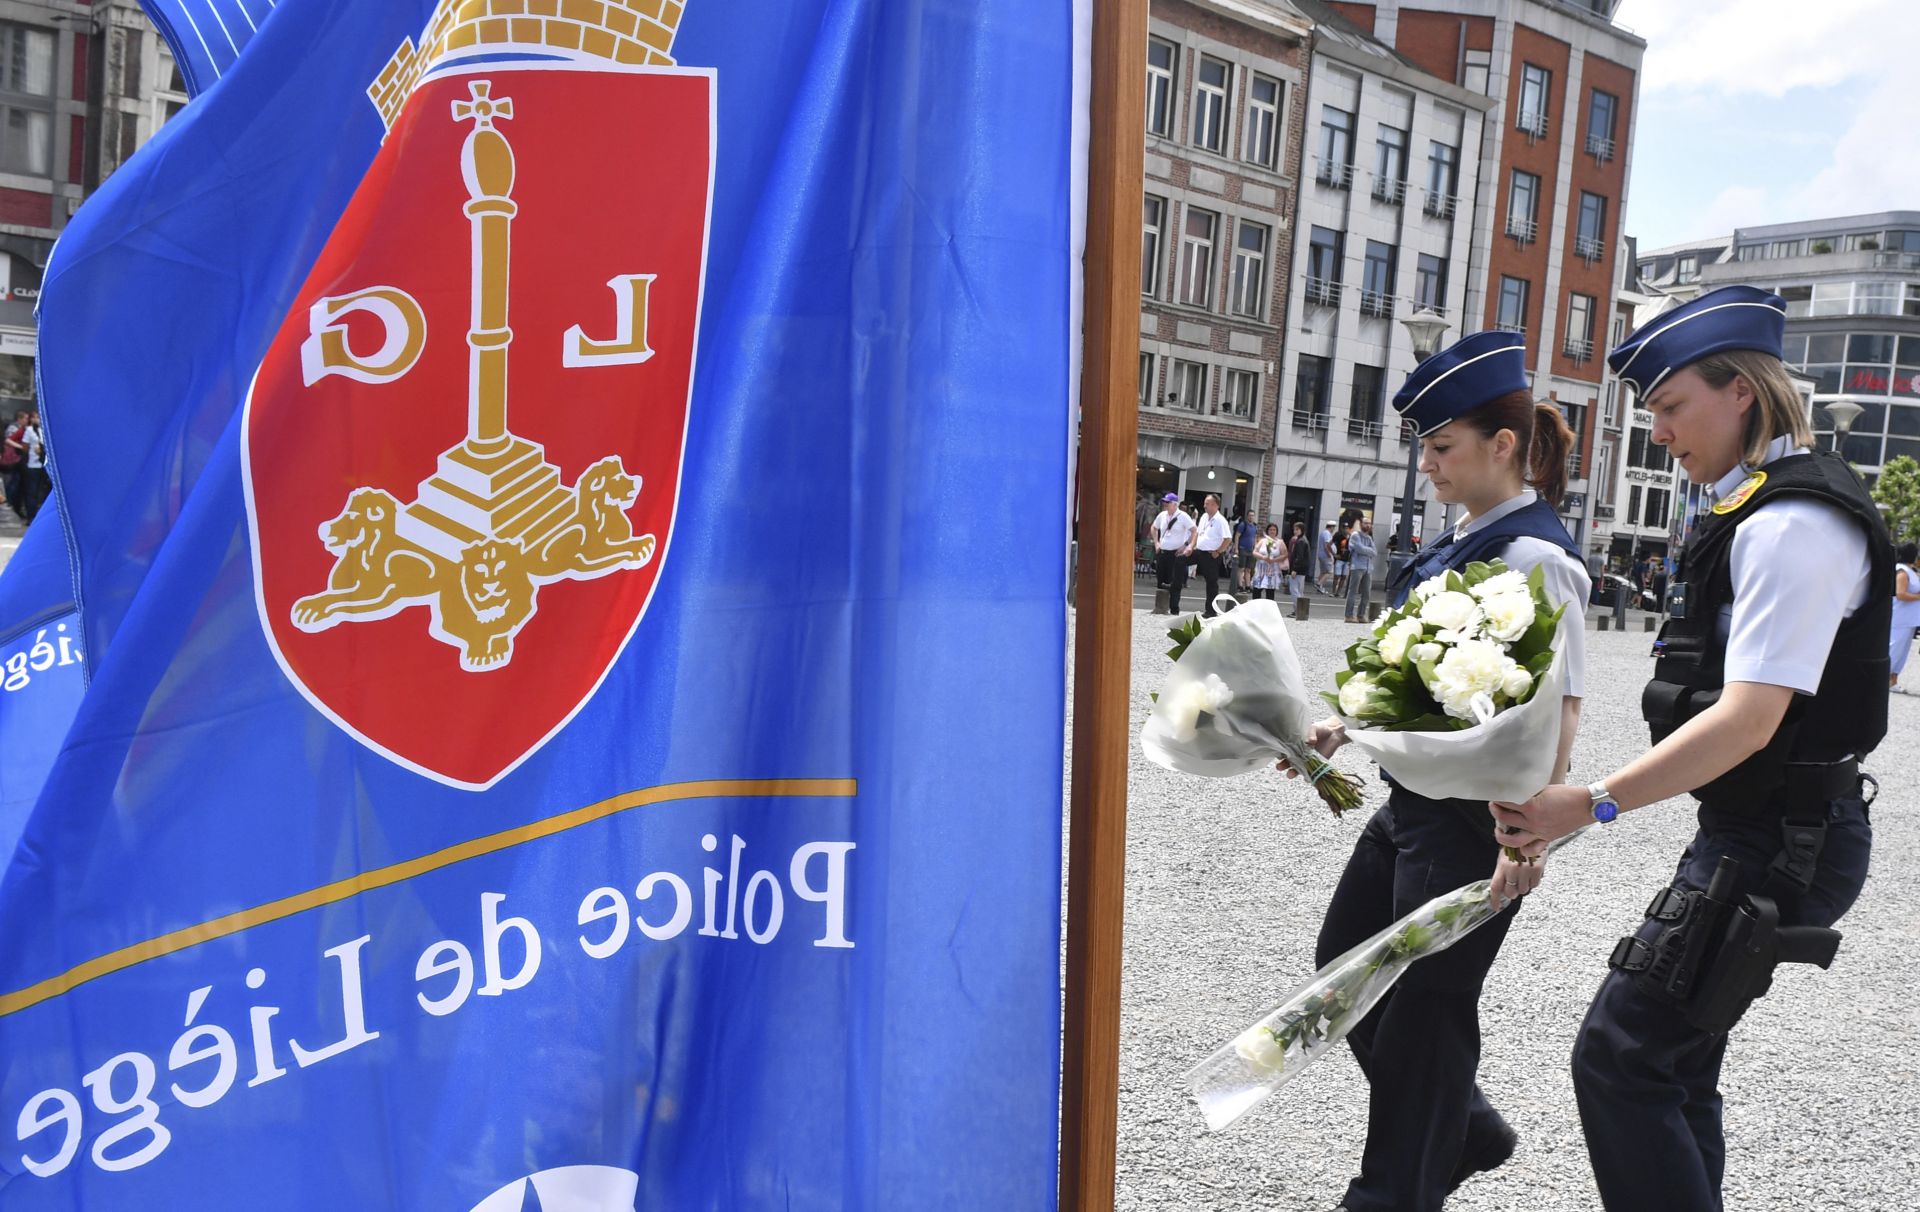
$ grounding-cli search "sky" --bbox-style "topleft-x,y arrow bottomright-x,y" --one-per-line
1612,0 -> 1920,251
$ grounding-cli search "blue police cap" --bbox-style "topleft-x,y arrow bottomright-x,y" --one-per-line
1390,330 -> 1531,437
1606,285 -> 1786,399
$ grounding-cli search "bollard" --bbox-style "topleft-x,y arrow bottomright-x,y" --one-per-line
1293,596 -> 1311,621
1613,583 -> 1628,629
1597,615 -> 1611,632
1152,588 -> 1171,615
1644,616 -> 1658,632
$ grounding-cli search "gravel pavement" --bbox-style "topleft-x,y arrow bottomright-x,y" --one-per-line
1102,603 -> 1920,1211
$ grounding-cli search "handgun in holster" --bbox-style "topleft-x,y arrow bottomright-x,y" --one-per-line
1609,855 -> 1842,1036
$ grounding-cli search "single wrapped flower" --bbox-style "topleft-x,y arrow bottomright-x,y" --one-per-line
1377,617 -> 1425,667
1234,1027 -> 1286,1071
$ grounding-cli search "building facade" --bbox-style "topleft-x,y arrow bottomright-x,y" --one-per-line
1136,0 -> 1312,528
1270,0 -> 1489,545
0,0 -> 187,413
1305,1 -> 1643,554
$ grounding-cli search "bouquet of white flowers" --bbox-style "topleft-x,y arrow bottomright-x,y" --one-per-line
1184,828 -> 1587,1132
1140,597 -> 1364,815
1326,560 -> 1570,805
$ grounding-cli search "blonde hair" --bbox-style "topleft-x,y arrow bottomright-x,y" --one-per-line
1689,350 -> 1815,466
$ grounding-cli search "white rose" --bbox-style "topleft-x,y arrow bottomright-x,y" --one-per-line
1338,673 -> 1375,717
1235,1027 -> 1286,1071
1479,592 -> 1536,644
1199,672 -> 1235,711
1409,642 -> 1443,665
1431,639 -> 1517,720
1469,570 -> 1530,600
1159,679 -> 1212,742
1418,590 -> 1482,640
1502,667 -> 1535,700
1377,617 -> 1425,667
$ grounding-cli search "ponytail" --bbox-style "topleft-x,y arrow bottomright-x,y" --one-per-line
1453,390 -> 1573,508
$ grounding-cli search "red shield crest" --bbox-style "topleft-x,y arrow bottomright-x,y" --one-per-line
244,61 -> 713,788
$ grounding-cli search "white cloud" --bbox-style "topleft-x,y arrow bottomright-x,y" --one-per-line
1616,0 -> 1913,97
1792,75 -> 1920,217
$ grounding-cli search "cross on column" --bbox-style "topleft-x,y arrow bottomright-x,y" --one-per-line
452,80 -> 513,129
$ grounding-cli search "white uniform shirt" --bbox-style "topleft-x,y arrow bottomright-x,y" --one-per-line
1195,512 -> 1232,553
1709,437 -> 1872,694
1151,508 -> 1195,551
1450,490 -> 1592,698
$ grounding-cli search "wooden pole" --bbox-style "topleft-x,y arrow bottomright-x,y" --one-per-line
1060,0 -> 1145,1208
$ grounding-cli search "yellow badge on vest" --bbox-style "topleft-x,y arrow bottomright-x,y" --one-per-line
1712,470 -> 1767,515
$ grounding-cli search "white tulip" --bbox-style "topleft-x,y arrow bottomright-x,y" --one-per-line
1502,667 -> 1535,700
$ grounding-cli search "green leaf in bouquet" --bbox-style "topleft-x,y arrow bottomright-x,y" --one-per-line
1379,710 -> 1469,733
1390,921 -> 1434,956
1164,615 -> 1205,662
1319,690 -> 1343,713
1445,569 -> 1468,594
1463,561 -> 1496,583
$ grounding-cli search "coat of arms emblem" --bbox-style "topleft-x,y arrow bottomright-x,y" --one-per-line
244,1 -> 713,788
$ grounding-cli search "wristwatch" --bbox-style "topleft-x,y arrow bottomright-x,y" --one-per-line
1587,782 -> 1620,824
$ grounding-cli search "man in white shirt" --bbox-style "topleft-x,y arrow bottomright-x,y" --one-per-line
1149,493 -> 1196,613
1193,494 -> 1232,616
1317,522 -> 1337,594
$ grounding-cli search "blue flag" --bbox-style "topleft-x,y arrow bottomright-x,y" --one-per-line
0,508 -> 84,864
138,1 -> 270,97
6,1 -> 1080,1207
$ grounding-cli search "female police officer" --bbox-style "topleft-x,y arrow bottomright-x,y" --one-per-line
1493,285 -> 1890,1211
1284,330 -> 1589,1212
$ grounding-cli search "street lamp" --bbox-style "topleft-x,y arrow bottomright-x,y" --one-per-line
1391,309 -> 1452,575
1824,399 -> 1864,453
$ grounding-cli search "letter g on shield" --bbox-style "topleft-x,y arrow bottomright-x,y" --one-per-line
300,286 -> 428,386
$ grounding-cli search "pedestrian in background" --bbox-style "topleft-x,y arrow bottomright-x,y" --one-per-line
19,411 -> 49,523
0,409 -> 24,520
1193,494 -> 1232,617
1344,515 -> 1377,623
1234,510 -> 1259,591
1331,517 -> 1352,598
1891,541 -> 1920,693
1252,522 -> 1286,600
1288,521 -> 1312,599
1317,521 -> 1337,595
1149,493 -> 1195,614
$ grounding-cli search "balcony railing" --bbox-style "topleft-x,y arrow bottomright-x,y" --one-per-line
1347,416 -> 1386,441
1563,337 -> 1594,363
1506,214 -> 1538,244
1576,235 -> 1606,263
1399,419 -> 1418,443
1422,190 -> 1456,220
1495,320 -> 1527,335
1359,289 -> 1394,319
1370,175 -> 1407,206
1585,133 -> 1615,162
1292,407 -> 1332,432
1304,278 -> 1342,308
1875,251 -> 1920,270
1594,503 -> 1615,521
1314,157 -> 1354,190
1516,109 -> 1549,139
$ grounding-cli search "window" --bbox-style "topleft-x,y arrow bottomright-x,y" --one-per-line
1145,38 -> 1176,138
1373,125 -> 1408,204
0,24 -> 53,177
1844,232 -> 1882,252
1576,192 -> 1607,261
1810,282 -> 1851,317
1565,293 -> 1595,361
1770,239 -> 1801,259
1586,88 -> 1617,160
1348,364 -> 1386,438
1560,399 -> 1589,470
1497,276 -> 1530,332
1361,241 -> 1395,317
1169,359 -> 1206,412
1676,254 -> 1698,284
1644,487 -> 1670,528
1294,354 -> 1331,427
1141,195 -> 1166,298
1230,221 -> 1269,317
1462,48 -> 1491,95
1517,64 -> 1551,136
1178,207 -> 1218,308
1857,283 -> 1901,316
1137,352 -> 1156,410
1306,226 -> 1343,306
1414,253 -> 1448,314
1424,142 -> 1457,217
1507,170 -> 1540,242
1192,55 -> 1230,153
1627,484 -> 1642,528
1317,105 -> 1354,187
1602,379 -> 1619,426
1221,368 -> 1258,420
1595,439 -> 1614,507
1245,74 -> 1281,169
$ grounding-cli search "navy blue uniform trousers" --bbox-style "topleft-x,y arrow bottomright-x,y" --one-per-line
1314,789 -> 1521,1212
1572,790 -> 1873,1211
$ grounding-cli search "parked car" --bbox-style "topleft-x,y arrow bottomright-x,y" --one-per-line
1593,573 -> 1660,611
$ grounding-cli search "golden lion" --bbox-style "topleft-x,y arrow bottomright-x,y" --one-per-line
292,488 -> 440,630
433,539 -> 537,671
534,455 -> 657,578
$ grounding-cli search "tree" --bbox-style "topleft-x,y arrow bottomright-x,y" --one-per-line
1871,455 -> 1920,544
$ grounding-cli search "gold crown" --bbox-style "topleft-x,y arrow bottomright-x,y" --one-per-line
370,0 -> 687,129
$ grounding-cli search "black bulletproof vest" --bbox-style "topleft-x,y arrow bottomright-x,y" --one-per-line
1644,452 -> 1893,804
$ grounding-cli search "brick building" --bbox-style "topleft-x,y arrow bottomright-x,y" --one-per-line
1135,0 -> 1312,530
1306,0 -> 1645,555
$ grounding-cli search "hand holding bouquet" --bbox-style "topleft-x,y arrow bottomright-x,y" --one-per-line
1140,597 -> 1364,815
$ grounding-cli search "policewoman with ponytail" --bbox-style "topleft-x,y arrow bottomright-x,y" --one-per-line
1493,285 -> 1890,1211
1285,330 -> 1591,1212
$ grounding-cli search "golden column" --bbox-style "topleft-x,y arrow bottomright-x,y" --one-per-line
453,81 -> 515,456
